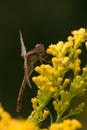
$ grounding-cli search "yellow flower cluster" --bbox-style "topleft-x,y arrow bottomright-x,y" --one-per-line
47,28 -> 87,76
28,28 -> 87,126
49,119 -> 81,130
0,104 -> 82,130
0,104 -> 39,130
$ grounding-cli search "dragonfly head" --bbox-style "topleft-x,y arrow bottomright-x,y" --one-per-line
35,44 -> 44,53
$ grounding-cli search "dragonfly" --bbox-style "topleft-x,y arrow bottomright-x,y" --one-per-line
16,31 -> 46,112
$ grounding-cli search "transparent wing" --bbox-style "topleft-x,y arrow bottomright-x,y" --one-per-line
24,56 -> 32,88
19,30 -> 26,57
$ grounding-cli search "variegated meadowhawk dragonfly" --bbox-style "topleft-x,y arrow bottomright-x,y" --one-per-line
16,31 -> 46,112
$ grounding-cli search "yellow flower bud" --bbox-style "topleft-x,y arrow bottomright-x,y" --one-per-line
58,66 -> 64,73
79,81 -> 85,89
43,110 -> 49,119
62,57 -> 69,65
68,63 -> 74,70
50,87 -> 56,93
83,67 -> 87,74
76,49 -> 81,55
63,78 -> 70,88
57,77 -> 63,84
67,36 -> 73,42
74,67 -> 81,75
31,98 -> 38,109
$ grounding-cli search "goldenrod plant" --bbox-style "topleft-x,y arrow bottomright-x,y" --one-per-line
0,28 -> 87,130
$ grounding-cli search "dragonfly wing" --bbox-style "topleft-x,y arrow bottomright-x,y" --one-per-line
19,30 -> 26,57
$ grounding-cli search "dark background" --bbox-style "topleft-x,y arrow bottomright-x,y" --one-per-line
0,0 -> 87,129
